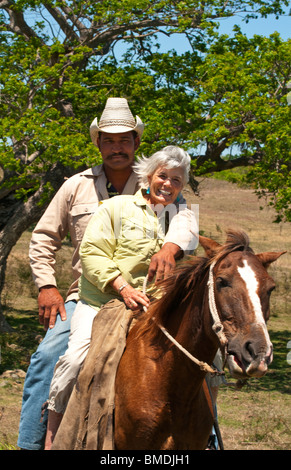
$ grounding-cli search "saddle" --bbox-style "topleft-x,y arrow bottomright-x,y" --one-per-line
52,299 -> 133,450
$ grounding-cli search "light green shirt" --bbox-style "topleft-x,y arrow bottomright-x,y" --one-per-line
79,189 -> 167,309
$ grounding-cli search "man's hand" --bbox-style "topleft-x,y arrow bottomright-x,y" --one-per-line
147,242 -> 183,283
38,286 -> 67,331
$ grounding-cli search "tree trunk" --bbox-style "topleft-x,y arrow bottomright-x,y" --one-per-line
0,306 -> 14,332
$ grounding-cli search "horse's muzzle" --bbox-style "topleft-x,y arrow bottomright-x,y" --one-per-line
225,328 -> 273,379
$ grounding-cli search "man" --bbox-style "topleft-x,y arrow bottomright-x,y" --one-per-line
17,98 -> 197,450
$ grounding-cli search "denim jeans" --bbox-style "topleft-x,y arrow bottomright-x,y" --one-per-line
17,300 -> 77,450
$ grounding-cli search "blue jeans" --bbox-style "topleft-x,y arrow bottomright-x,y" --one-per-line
17,300 -> 77,450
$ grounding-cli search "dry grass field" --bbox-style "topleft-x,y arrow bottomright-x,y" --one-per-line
0,177 -> 290,450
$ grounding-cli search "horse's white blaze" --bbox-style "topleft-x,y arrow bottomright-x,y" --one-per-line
237,260 -> 272,353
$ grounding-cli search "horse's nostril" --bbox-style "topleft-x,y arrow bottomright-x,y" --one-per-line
245,341 -> 255,360
265,345 -> 273,365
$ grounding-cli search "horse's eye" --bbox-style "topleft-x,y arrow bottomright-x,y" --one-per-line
216,277 -> 230,291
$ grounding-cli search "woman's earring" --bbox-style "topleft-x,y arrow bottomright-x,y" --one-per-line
146,187 -> 150,194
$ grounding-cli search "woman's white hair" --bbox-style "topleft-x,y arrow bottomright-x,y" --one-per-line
133,145 -> 191,188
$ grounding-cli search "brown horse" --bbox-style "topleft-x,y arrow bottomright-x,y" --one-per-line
114,230 -> 285,450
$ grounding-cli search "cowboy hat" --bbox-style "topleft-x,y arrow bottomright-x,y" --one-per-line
90,98 -> 144,146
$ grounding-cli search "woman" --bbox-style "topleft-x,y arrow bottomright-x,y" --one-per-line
45,145 -> 192,449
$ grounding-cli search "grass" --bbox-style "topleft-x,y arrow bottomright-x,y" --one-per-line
0,177 -> 290,450
219,386 -> 291,450
217,325 -> 291,450
0,375 -> 23,450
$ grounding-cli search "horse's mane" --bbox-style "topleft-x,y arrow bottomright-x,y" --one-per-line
211,229 -> 252,266
136,230 -> 253,340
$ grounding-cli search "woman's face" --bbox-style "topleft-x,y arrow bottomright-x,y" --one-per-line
147,166 -> 184,206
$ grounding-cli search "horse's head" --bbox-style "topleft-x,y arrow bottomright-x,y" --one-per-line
200,231 -> 286,379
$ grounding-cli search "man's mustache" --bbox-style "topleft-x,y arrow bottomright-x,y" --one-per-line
107,153 -> 129,160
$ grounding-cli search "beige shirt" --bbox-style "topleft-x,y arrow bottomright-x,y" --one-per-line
29,164 -> 198,302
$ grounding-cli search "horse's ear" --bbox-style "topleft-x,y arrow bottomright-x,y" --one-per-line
256,251 -> 286,269
199,235 -> 221,259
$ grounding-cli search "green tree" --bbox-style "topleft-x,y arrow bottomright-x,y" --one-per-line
0,0 -> 288,331
135,32 -> 291,218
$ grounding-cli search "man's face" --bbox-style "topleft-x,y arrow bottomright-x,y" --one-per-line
97,131 -> 140,171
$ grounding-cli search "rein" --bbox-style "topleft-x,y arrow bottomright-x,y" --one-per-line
142,260 -> 227,376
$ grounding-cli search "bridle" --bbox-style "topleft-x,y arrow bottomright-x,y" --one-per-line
142,260 -> 228,376
207,261 -> 228,348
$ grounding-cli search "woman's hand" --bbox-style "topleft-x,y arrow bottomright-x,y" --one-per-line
110,276 -> 150,311
119,284 -> 150,311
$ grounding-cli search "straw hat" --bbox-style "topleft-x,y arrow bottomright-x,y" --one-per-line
90,98 -> 144,146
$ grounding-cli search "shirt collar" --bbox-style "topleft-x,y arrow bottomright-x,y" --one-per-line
133,188 -> 148,207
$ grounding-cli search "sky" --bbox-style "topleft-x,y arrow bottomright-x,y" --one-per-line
155,12 -> 290,54
23,6 -> 290,54
113,11 -> 290,59
217,11 -> 290,40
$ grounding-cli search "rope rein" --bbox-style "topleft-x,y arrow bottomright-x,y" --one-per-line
142,260 -> 227,376
207,262 -> 228,347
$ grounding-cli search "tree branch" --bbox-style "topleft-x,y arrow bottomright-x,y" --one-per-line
1,0 -> 42,41
43,2 -> 80,44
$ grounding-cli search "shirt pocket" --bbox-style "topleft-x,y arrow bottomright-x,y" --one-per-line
121,216 -> 158,241
71,203 -> 99,241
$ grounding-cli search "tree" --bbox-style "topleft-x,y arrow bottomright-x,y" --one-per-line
104,31 -> 290,219
139,32 -> 291,221
0,0 -> 288,331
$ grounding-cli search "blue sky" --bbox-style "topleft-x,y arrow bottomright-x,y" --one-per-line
24,6 -> 290,53
158,12 -> 290,53
217,12 -> 290,40
114,11 -> 290,58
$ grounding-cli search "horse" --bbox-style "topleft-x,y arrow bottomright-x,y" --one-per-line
114,230 -> 285,450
